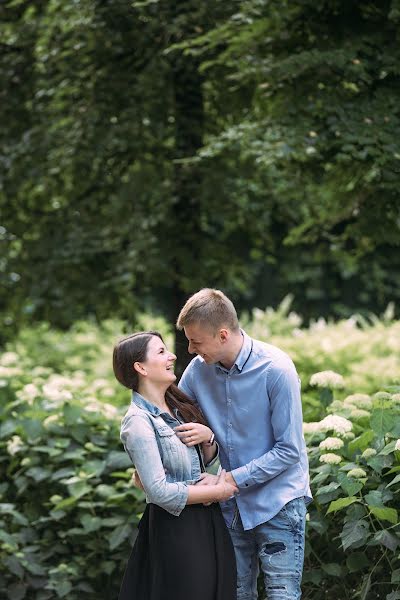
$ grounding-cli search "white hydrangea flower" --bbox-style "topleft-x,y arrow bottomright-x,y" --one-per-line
319,437 -> 344,451
391,394 -> 400,405
310,371 -> 345,389
319,453 -> 342,465
350,409 -> 370,420
7,435 -> 24,456
347,468 -> 367,479
361,448 -> 377,459
344,394 -> 372,409
343,432 -> 355,441
0,366 -> 22,377
86,400 -> 119,419
320,414 -> 353,435
43,383 -> 73,404
91,378 -> 110,391
16,383 -> 40,405
0,352 -> 19,366
395,439 -> 400,451
303,422 -> 323,434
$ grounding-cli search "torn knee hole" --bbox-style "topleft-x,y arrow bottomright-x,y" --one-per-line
267,585 -> 286,591
263,541 -> 286,555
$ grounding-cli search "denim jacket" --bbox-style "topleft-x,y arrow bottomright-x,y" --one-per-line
120,392 -> 217,516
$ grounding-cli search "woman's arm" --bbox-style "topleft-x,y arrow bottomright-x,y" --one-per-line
121,414 -> 236,515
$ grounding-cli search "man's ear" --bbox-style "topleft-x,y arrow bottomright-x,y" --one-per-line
133,361 -> 147,376
219,328 -> 229,343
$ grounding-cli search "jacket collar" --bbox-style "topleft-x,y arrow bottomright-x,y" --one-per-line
131,391 -> 180,420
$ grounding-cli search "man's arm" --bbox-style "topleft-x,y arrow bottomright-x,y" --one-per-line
231,360 -> 304,489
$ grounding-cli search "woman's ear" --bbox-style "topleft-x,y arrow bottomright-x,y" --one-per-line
133,361 -> 147,376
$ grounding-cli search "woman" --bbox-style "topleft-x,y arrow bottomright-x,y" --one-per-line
113,331 -> 237,600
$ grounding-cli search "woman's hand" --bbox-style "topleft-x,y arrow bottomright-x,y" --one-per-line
174,422 -> 212,446
213,469 -> 239,502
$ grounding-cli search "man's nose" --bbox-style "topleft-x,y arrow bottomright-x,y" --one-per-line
188,342 -> 195,354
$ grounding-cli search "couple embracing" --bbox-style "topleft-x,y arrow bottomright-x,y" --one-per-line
113,288 -> 312,600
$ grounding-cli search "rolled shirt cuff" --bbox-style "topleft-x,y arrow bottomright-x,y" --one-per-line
231,465 -> 252,489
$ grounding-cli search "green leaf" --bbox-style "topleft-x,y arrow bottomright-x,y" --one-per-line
3,555 -> 24,578
386,473 -> 400,488
379,440 -> 397,455
392,569 -> 400,584
346,552 -> 370,572
57,580 -> 72,598
364,490 -> 384,507
105,451 -> 132,471
367,454 -> 393,473
370,530 -> 399,551
340,519 -> 370,551
25,467 -> 50,482
369,506 -> 398,524
348,430 -> 374,454
338,472 -> 364,496
80,514 -> 102,532
370,409 -> 396,436
327,496 -> 358,514
6,582 -> 27,600
386,592 -> 400,600
316,481 -> 341,496
321,562 -> 342,577
63,403 -> 83,425
109,523 -> 132,550
20,419 -> 43,441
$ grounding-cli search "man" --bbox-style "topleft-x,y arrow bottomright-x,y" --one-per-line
176,288 -> 312,600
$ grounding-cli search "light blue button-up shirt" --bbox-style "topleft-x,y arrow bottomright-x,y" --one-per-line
179,330 -> 312,530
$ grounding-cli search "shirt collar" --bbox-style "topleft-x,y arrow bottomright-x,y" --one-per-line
216,329 -> 253,373
234,329 -> 253,372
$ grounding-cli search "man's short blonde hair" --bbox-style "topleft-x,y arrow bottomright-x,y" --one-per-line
176,288 -> 239,333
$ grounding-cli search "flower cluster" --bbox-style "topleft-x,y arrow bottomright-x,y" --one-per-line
319,437 -> 344,451
310,370 -> 345,389
319,453 -> 342,464
347,468 -> 367,479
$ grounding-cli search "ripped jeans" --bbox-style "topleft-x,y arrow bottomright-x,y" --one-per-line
228,497 -> 307,600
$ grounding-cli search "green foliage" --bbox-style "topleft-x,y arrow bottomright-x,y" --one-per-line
1,309 -> 400,599
0,383 -> 143,599
304,390 -> 400,600
1,0 -> 399,342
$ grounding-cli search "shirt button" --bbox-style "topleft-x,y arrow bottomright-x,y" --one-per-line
227,399 -> 231,405
229,423 -> 233,428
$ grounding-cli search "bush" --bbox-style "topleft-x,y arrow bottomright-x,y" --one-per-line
0,357 -> 144,600
303,388 -> 400,600
1,309 -> 399,599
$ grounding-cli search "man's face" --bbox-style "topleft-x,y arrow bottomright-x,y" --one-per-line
183,323 -> 226,364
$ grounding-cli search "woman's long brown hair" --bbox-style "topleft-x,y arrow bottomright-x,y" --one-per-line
113,331 -> 207,425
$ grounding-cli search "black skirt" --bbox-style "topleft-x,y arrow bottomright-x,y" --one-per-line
118,502 -> 236,600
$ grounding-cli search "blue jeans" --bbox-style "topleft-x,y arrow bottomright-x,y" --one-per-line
228,497 -> 307,600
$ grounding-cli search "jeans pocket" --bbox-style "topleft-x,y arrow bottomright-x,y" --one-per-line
281,497 -> 306,531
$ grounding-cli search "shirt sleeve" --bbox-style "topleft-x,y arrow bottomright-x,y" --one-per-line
231,359 -> 304,488
178,360 -> 197,400
120,414 -> 189,516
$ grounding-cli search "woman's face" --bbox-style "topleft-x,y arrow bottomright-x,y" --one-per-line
138,335 -> 177,385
